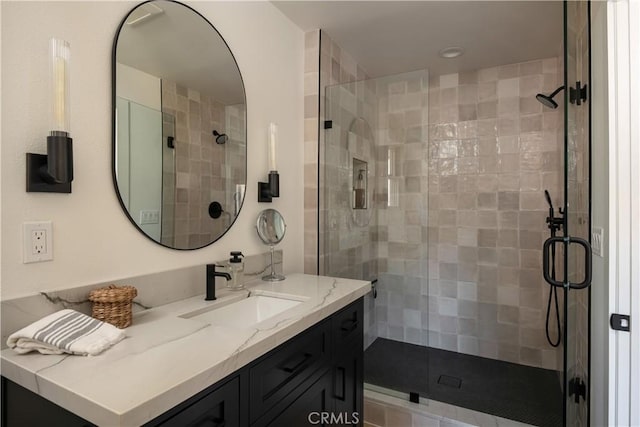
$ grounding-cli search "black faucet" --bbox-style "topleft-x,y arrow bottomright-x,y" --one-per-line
206,264 -> 231,301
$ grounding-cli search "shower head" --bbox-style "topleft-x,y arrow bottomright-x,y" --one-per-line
212,130 -> 228,145
536,86 -> 565,109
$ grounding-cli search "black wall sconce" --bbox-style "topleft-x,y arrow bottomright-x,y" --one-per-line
258,123 -> 280,203
27,39 -> 73,193
258,171 -> 280,203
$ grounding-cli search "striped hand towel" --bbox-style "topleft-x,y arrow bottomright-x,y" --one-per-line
7,309 -> 126,356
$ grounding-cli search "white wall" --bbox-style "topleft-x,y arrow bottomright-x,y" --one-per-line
0,1 -> 304,299
590,2 -> 608,425
116,63 -> 161,110
604,1 -> 640,424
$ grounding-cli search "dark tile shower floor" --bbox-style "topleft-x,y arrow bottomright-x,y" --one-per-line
364,338 -> 563,427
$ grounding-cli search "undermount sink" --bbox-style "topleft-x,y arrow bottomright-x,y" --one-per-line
180,295 -> 303,328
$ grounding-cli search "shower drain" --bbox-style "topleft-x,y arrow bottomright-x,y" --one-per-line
437,375 -> 462,388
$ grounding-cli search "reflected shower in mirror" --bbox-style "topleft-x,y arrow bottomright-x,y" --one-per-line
113,0 -> 246,250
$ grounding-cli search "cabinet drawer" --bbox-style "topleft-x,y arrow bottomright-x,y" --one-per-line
332,298 -> 363,352
254,369 -> 333,427
249,320 -> 330,423
158,377 -> 239,427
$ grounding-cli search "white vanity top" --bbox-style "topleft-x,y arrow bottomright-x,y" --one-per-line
1,274 -> 371,426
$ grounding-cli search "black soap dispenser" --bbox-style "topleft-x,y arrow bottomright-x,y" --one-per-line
227,251 -> 245,290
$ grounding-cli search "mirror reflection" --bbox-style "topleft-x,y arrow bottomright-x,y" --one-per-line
256,209 -> 286,281
113,0 -> 246,249
256,209 -> 287,245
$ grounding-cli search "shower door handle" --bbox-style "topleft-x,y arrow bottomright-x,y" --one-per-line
566,237 -> 592,289
542,236 -> 593,289
543,237 -> 564,288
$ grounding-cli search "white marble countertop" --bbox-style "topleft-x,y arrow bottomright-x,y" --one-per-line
1,274 -> 371,426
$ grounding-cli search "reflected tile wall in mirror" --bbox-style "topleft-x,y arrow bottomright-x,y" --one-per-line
162,80 -> 246,248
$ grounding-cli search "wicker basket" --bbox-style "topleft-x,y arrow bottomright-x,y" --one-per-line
88,285 -> 137,328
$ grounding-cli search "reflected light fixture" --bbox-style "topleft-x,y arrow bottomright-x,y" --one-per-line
27,38 -> 74,193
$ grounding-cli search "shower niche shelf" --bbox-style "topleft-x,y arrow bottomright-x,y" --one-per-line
352,158 -> 368,210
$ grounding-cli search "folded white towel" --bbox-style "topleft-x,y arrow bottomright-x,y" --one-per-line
7,309 -> 126,356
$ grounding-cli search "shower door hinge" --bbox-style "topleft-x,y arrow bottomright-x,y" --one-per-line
569,81 -> 588,105
324,120 -> 333,129
568,377 -> 586,403
610,313 -> 630,331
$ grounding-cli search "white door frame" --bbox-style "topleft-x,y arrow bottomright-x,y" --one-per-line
606,1 -> 640,425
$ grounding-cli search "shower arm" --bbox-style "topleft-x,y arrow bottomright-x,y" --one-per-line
548,85 -> 565,99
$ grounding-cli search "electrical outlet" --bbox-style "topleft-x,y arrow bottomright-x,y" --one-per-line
139,210 -> 160,225
23,221 -> 53,263
32,229 -> 46,254
592,227 -> 604,257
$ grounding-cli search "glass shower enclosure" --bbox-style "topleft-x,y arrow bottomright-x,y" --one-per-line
319,2 -> 591,425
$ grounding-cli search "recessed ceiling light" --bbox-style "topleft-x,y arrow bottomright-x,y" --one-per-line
439,47 -> 464,59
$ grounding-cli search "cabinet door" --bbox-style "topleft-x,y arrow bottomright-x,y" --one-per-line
257,369 -> 334,427
333,343 -> 363,426
157,377 -> 239,427
2,377 -> 94,427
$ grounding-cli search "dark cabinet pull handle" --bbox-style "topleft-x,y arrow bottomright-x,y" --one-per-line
281,352 -> 312,373
334,367 -> 346,401
543,236 -> 593,289
341,318 -> 358,333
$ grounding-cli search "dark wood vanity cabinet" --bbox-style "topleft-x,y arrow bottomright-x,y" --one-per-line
249,319 -> 331,424
1,297 -> 364,427
1,376 -> 96,427
155,297 -> 364,427
255,369 -> 334,427
331,298 -> 364,423
154,377 -> 241,427
333,342 -> 364,421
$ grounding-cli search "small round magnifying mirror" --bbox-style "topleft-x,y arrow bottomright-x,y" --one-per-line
256,209 -> 286,281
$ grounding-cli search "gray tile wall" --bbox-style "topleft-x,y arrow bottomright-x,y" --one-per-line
307,33 -> 564,370
423,59 -> 563,369
161,80 -> 246,248
373,71 -> 431,347
305,31 -> 379,348
303,30 -> 320,275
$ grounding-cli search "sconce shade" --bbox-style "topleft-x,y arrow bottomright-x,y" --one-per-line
268,123 -> 277,171
50,39 -> 70,134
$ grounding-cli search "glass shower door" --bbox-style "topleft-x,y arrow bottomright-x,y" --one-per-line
563,1 -> 591,425
322,69 -> 432,403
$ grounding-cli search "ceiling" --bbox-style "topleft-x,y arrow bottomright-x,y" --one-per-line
272,1 -> 563,78
117,0 -> 244,105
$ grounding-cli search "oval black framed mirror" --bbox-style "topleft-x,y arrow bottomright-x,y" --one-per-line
112,0 -> 246,250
